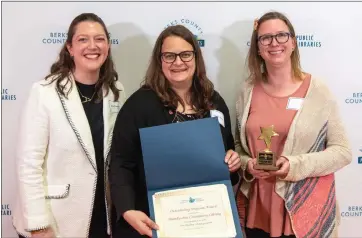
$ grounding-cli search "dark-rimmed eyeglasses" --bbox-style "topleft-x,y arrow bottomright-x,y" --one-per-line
258,32 -> 292,46
161,51 -> 195,63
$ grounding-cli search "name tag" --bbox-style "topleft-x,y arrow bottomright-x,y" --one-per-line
286,97 -> 304,110
109,101 -> 121,113
210,110 -> 225,127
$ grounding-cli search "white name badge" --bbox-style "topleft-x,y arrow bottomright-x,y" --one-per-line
109,101 -> 121,113
210,109 -> 225,127
287,97 -> 304,110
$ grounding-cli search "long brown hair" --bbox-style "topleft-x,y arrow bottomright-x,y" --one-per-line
45,13 -> 120,101
247,11 -> 303,84
142,25 -> 214,116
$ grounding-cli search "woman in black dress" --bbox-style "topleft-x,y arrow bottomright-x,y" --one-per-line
109,25 -> 241,238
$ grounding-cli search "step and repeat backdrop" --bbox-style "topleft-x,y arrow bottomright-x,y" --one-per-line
2,2 -> 362,237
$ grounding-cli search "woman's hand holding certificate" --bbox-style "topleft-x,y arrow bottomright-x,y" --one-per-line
123,210 -> 159,237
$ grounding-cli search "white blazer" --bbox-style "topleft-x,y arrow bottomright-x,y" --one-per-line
12,75 -> 126,237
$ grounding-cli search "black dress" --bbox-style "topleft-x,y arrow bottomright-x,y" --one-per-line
109,87 -> 239,238
75,81 -> 108,238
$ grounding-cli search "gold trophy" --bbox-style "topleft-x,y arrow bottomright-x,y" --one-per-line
255,125 -> 279,171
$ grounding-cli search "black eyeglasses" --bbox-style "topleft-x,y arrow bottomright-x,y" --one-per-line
258,32 -> 292,46
161,51 -> 195,63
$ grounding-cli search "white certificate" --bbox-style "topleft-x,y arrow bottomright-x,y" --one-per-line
152,184 -> 236,237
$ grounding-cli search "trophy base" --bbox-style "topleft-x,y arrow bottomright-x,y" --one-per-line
255,151 -> 279,171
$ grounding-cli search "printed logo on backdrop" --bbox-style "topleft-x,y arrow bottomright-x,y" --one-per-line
2,88 -> 16,101
345,92 -> 362,104
165,19 -> 205,47
2,204 -> 11,216
246,34 -> 322,48
42,32 -> 120,45
358,156 -> 362,164
341,205 -> 362,217
296,34 -> 322,48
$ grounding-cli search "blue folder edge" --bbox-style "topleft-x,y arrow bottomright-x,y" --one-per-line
148,180 -> 243,238
140,118 -> 230,190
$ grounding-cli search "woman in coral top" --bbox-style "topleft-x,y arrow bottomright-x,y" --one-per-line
235,11 -> 352,238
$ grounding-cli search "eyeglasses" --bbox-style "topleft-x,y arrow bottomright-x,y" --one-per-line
161,51 -> 195,63
258,32 -> 291,46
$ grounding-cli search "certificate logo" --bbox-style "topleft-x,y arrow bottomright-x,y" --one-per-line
42,32 -> 119,45
180,196 -> 204,204
165,18 -> 205,47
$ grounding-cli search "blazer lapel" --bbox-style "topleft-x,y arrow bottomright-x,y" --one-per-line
56,75 -> 97,172
103,86 -> 124,166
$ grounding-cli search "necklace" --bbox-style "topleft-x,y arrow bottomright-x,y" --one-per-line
171,110 -> 198,123
76,84 -> 96,103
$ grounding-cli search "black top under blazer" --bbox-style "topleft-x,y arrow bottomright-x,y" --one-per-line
109,87 -> 239,237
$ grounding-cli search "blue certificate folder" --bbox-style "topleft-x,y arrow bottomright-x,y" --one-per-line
139,117 -> 243,238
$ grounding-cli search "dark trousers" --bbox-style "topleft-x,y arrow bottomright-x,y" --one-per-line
246,227 -> 296,238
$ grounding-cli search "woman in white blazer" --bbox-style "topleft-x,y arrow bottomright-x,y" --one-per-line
12,13 -> 126,238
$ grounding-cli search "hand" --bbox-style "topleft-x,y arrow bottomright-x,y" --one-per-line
123,210 -> 159,237
31,228 -> 55,238
225,150 -> 241,172
247,158 -> 271,179
269,156 -> 290,179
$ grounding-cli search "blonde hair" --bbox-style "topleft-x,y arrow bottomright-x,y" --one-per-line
247,11 -> 303,84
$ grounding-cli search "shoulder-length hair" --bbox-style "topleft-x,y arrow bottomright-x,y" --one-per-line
45,13 -> 120,101
143,25 -> 215,116
247,11 -> 303,84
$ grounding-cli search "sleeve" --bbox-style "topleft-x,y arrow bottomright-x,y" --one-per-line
16,83 -> 50,231
234,119 -> 254,182
109,98 -> 139,221
234,91 -> 254,183
282,96 -> 352,182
